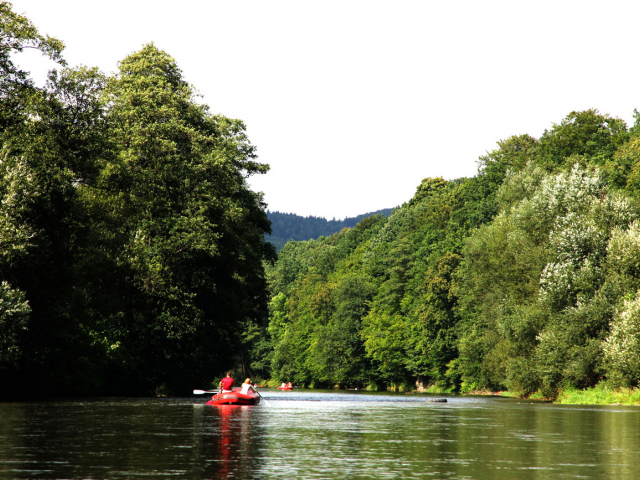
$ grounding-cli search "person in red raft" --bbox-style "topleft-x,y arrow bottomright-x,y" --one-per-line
219,372 -> 234,393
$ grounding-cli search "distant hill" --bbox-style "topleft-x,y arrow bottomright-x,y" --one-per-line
266,208 -> 396,251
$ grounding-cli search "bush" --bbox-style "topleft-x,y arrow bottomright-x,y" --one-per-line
603,294 -> 640,386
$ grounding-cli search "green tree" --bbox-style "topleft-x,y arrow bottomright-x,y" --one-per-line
0,281 -> 30,371
404,252 -> 461,384
0,4 -> 108,396
537,109 -> 628,169
1,3 -> 275,396
457,163 -> 639,397
603,293 -> 640,387
80,44 -> 274,394
0,1 -> 65,132
0,148 -> 37,375
268,217 -> 385,386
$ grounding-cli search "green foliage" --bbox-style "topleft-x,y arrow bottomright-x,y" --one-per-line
0,1 -> 65,131
603,135 -> 640,195
408,177 -> 449,206
458,162 -> 640,398
603,292 -> 640,387
76,43 -> 273,394
267,216 -> 385,386
5,3 -> 640,399
0,148 -> 39,262
271,169 -> 507,388
266,208 -> 395,251
537,109 -> 628,169
267,108 -> 640,397
0,281 -> 30,370
0,4 -> 273,397
556,384 -> 640,405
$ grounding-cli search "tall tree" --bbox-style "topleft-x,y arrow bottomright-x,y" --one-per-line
83,44 -> 274,394
0,2 -> 105,396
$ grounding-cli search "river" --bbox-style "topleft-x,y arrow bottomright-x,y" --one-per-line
1,390 -> 639,479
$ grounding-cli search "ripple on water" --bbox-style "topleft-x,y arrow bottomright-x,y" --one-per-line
1,393 -> 639,479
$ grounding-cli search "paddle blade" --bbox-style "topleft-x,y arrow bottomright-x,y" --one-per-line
257,392 -> 272,407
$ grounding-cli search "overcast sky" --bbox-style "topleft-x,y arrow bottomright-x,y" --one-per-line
11,0 -> 640,219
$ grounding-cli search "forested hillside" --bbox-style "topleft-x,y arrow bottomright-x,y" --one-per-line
0,4 -> 274,397
5,2 -> 640,402
262,109 -> 640,399
266,208 -> 395,251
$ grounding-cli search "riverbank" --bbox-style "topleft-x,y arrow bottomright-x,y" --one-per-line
497,385 -> 640,405
424,384 -> 640,405
555,385 -> 640,405
264,380 -> 640,405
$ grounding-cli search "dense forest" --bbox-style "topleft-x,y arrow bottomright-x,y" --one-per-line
262,110 -> 640,399
0,3 -> 274,398
4,3 -> 640,401
266,208 -> 395,251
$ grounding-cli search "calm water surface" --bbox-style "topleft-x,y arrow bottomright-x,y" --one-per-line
1,390 -> 639,479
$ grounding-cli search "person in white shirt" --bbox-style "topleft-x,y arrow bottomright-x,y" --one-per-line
240,378 -> 256,395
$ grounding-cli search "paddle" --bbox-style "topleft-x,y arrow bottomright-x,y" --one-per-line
256,389 -> 272,407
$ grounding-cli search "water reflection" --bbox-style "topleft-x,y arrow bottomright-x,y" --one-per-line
191,404 -> 262,479
0,394 -> 639,479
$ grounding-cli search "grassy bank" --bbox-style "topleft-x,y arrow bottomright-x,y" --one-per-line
496,385 -> 640,405
456,385 -> 640,405
555,385 -> 640,405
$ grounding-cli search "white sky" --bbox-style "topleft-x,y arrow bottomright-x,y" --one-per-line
10,0 -> 640,219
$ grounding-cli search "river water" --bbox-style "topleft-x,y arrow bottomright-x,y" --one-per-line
1,390 -> 639,479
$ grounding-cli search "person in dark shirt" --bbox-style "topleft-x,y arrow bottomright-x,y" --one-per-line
219,372 -> 234,392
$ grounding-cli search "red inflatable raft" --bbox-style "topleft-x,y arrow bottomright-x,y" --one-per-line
277,386 -> 293,390
206,388 -> 261,406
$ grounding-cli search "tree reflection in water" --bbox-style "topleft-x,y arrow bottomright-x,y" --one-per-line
193,403 -> 262,479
